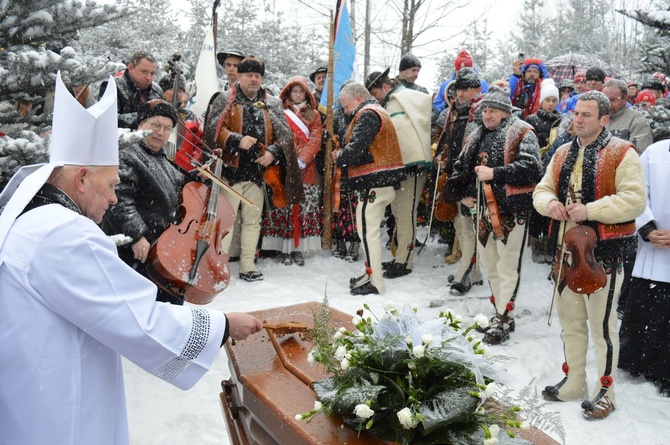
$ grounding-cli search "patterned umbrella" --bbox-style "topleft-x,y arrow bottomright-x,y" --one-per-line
545,53 -> 622,83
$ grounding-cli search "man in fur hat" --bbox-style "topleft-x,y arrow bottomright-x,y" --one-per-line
434,67 -> 485,296
0,73 -> 262,445
204,56 -> 303,282
365,68 -> 432,279
444,86 -> 542,344
335,82 -> 406,295
99,50 -> 163,128
533,90 -> 646,420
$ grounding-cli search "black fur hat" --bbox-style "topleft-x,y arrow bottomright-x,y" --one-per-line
134,99 -> 178,129
454,67 -> 481,90
237,56 -> 265,76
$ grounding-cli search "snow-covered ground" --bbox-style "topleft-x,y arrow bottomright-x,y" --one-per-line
124,227 -> 669,445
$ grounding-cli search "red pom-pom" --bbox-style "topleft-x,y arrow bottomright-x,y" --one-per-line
364,262 -> 372,276
601,375 -> 613,388
562,362 -> 569,374
506,301 -> 515,312
489,295 -> 496,304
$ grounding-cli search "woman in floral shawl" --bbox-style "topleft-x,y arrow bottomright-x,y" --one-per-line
261,76 -> 323,265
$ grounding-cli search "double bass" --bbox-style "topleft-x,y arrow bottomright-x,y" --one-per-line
147,160 -> 235,304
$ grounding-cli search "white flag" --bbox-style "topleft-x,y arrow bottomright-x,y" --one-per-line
189,26 -> 219,127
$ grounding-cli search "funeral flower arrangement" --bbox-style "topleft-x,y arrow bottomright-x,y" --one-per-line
297,301 -> 535,445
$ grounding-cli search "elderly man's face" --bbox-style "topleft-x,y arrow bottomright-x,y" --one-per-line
239,72 -> 263,98
77,166 -> 120,224
603,86 -> 626,114
456,87 -> 480,105
585,79 -> 603,91
339,94 -> 363,115
139,116 -> 174,152
128,58 -> 156,91
482,107 -> 509,130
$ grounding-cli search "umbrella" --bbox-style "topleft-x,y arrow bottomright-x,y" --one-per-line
545,53 -> 622,83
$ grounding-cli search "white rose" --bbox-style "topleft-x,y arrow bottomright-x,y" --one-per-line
339,326 -> 347,333
405,336 -> 413,345
412,345 -> 425,358
334,345 -> 347,361
340,357 -> 350,370
474,314 -> 490,329
396,407 -> 417,429
520,421 -> 531,430
354,331 -> 366,338
485,383 -> 496,397
333,331 -> 343,339
421,334 -> 433,345
488,424 -> 500,438
307,351 -> 316,365
314,401 -> 323,410
383,300 -> 399,313
484,438 -> 499,445
354,403 -> 375,419
352,315 -> 363,326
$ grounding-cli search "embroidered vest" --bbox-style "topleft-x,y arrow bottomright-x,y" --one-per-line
551,139 -> 636,244
345,104 -> 404,179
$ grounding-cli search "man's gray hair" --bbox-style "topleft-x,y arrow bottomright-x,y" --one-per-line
578,90 -> 611,118
340,82 -> 371,101
603,79 -> 628,100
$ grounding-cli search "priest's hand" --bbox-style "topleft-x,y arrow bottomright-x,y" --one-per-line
226,313 -> 263,341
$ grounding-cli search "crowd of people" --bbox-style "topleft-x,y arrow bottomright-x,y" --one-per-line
1,46 -> 669,443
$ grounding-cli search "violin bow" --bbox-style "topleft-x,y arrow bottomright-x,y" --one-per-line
191,161 -> 259,210
547,183 -> 574,326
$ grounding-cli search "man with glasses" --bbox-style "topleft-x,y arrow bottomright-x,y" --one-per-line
102,99 -> 194,305
603,79 -> 653,154
99,51 -> 163,128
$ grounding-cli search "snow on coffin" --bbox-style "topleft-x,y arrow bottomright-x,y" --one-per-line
220,303 -> 560,445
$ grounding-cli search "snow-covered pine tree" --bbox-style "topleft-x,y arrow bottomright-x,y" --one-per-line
619,4 -> 670,142
0,0 -> 127,190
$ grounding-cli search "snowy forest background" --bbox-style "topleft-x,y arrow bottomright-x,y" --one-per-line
2,0 -> 670,189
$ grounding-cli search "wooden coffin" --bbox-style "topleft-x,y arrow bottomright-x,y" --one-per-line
220,302 -> 560,445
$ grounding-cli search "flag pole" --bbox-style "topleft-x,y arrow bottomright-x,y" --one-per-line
212,0 -> 220,49
321,8 -> 337,250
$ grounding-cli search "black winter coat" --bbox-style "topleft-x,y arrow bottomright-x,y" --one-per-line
102,142 -> 189,263
525,109 -> 562,149
99,71 -> 163,128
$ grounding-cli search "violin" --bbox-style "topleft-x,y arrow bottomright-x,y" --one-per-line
552,184 -> 607,294
147,160 -> 235,304
256,143 -> 288,208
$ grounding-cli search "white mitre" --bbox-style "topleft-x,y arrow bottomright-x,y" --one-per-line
0,71 -> 118,251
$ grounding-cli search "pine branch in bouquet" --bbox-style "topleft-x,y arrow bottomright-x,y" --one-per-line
297,300 -> 544,445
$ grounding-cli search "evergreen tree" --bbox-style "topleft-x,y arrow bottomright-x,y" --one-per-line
0,0 -> 126,189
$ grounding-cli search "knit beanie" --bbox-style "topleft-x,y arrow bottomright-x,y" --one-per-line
158,74 -> 186,93
135,99 -> 178,129
480,85 -> 513,113
540,79 -> 559,104
559,79 -> 574,92
454,50 -> 474,71
636,90 -> 657,106
237,56 -> 265,76
454,67 -> 481,90
585,67 -> 606,82
399,53 -> 421,72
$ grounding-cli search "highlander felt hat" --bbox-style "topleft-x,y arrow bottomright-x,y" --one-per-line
309,66 -> 327,83
365,67 -> 391,91
216,48 -> 245,67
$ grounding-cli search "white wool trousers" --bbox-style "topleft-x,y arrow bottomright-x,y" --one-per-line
452,210 -> 483,285
390,171 -> 427,269
220,181 -> 264,274
356,186 -> 396,294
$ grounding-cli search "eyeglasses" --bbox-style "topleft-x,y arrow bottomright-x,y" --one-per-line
147,121 -> 173,133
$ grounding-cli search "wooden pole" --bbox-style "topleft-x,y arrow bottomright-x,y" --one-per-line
321,9 -> 337,250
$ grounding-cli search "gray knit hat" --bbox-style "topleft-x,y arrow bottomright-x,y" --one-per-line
399,53 -> 421,72
454,67 -> 481,90
480,85 -> 513,113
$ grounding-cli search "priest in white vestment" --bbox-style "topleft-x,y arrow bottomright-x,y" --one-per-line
0,73 -> 262,445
